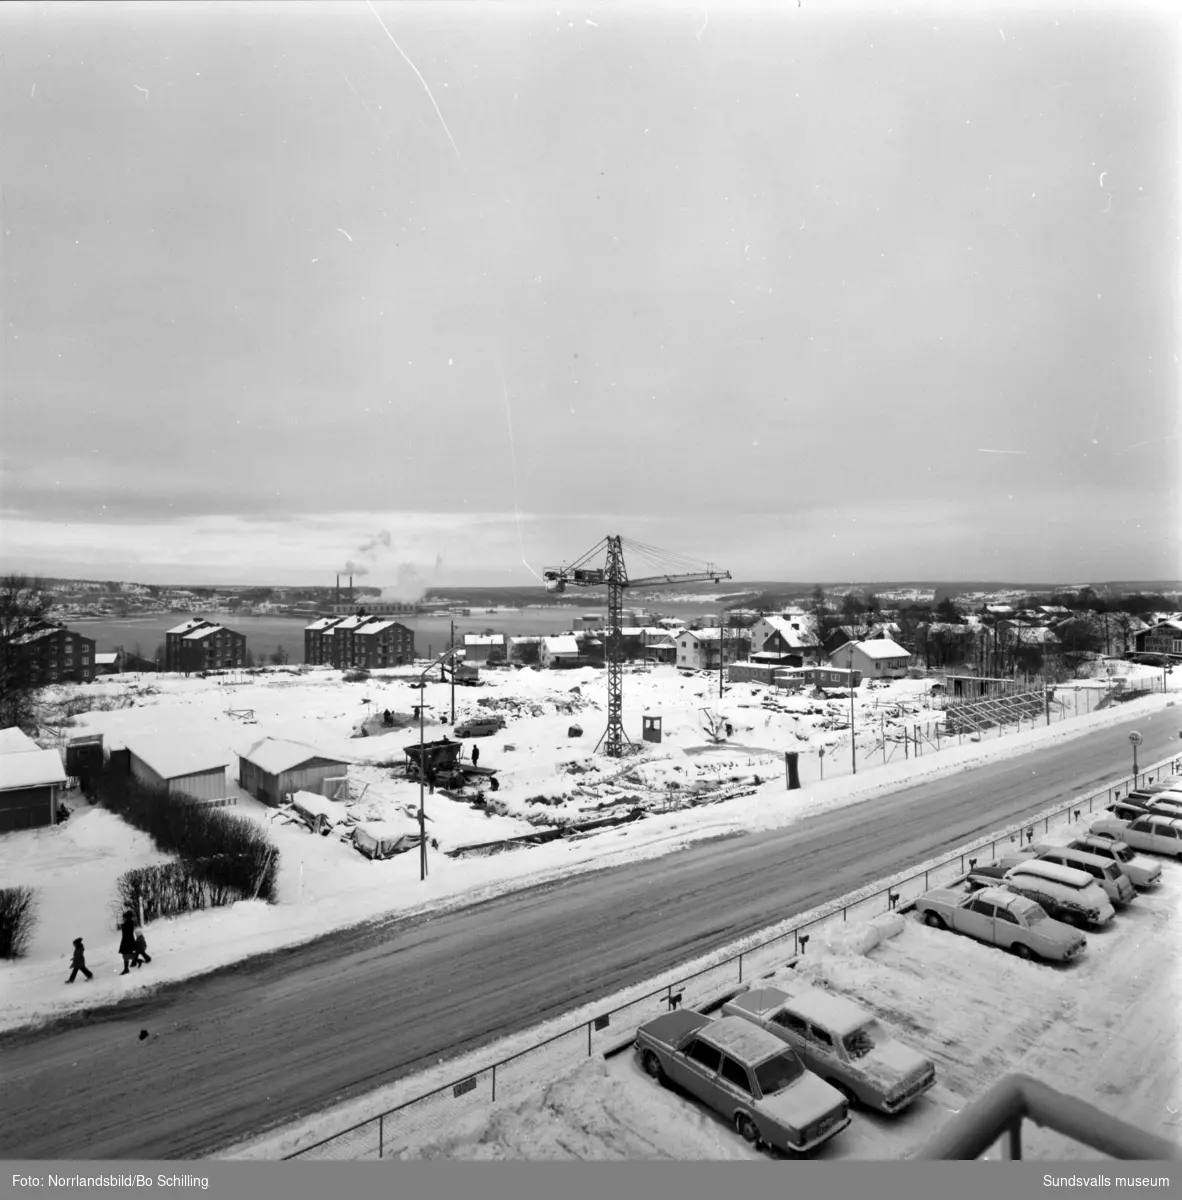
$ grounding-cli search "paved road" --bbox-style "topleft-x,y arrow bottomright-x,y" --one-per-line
2,711 -> 1178,1159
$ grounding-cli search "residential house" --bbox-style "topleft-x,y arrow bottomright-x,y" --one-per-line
462,633 -> 507,664
7,623 -> 96,685
778,665 -> 863,691
304,616 -> 345,665
323,613 -> 373,669
749,615 -> 820,667
540,635 -> 581,668
0,733 -> 68,832
124,737 -> 230,802
1135,619 -> 1182,661
165,618 -> 217,670
94,649 -> 157,676
674,628 -> 750,672
353,620 -> 415,669
238,737 -> 351,807
829,638 -> 912,679
172,624 -> 247,673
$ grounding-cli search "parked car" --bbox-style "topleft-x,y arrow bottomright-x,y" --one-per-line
453,715 -> 506,738
995,860 -> 1114,927
1090,814 -> 1182,860
1032,846 -> 1136,906
914,886 -> 1087,962
1068,834 -> 1162,889
1126,793 -> 1182,818
634,1009 -> 850,1155
1106,798 -> 1182,824
720,984 -> 936,1114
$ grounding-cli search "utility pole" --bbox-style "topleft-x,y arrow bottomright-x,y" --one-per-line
719,611 -> 725,699
450,619 -> 456,725
850,657 -> 857,775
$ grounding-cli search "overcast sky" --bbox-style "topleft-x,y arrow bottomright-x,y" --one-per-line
1,0 -> 1179,591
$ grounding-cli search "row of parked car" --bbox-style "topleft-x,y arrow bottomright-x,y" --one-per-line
630,768 -> 1182,1157
914,774 -> 1182,963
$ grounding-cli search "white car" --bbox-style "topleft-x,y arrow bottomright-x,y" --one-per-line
1068,835 -> 1162,889
1090,815 -> 1182,860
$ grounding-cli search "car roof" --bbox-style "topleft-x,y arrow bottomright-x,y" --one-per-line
1038,846 -> 1112,870
699,1015 -> 786,1064
1005,859 -> 1094,888
974,886 -> 1022,908
772,986 -> 871,1037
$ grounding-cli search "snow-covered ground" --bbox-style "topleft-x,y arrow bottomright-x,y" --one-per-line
1,661 -> 1175,1038
357,830 -> 1182,1162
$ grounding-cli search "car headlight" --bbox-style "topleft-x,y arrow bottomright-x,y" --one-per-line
1087,909 -> 1101,922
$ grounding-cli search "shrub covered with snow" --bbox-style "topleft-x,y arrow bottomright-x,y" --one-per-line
93,764 -> 280,905
0,885 -> 37,959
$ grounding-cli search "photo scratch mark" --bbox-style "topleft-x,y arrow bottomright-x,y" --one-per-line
134,85 -> 149,99
1099,171 -> 1106,187
585,18 -> 598,27
1100,195 -> 1112,214
696,8 -> 708,40
30,83 -> 36,99
364,0 -> 466,171
976,448 -> 1028,456
336,228 -> 354,243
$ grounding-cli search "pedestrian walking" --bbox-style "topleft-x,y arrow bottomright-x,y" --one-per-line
118,910 -> 136,975
66,937 -> 93,983
131,928 -> 151,968
471,745 -> 480,768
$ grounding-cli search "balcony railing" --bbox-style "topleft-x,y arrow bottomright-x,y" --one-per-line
912,1073 -> 1182,1161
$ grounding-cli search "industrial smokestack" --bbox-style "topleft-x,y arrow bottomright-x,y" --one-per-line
336,574 -> 340,610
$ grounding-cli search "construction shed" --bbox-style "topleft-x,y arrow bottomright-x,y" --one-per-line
238,737 -> 351,807
124,737 -> 230,802
0,738 -> 67,832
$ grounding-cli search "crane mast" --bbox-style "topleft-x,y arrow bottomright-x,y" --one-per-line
543,534 -> 731,757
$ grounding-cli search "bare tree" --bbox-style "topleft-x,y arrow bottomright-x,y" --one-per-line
0,575 -> 54,729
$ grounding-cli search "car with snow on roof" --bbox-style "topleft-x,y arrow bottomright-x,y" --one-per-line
1090,814 -> 1182,860
1067,834 -> 1161,888
720,984 -> 935,1114
914,885 -> 1086,962
1032,845 -> 1136,906
1108,796 -> 1182,824
634,1009 -> 850,1155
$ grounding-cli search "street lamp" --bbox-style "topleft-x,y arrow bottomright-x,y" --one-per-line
416,645 -> 464,882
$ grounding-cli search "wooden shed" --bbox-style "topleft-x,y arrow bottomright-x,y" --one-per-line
124,737 -> 230,802
237,737 -> 351,807
0,741 -> 68,832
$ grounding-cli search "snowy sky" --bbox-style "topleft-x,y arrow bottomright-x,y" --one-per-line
1,0 -> 1179,589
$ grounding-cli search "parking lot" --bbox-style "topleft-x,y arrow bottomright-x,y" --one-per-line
395,816 -> 1182,1160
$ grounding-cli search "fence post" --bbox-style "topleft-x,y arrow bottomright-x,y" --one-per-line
960,854 -> 964,873
588,1021 -> 592,1057
924,869 -> 929,889
379,1113 -> 384,1159
738,954 -> 743,984
794,929 -> 798,956
492,1064 -> 497,1102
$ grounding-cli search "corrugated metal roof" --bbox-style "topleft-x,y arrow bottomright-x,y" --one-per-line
0,748 -> 68,791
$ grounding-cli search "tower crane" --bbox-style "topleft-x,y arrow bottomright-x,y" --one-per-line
543,535 -> 732,757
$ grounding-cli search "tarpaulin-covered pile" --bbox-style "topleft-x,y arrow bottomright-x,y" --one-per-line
352,816 -> 423,860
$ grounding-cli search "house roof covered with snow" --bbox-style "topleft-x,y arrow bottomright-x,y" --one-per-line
125,737 -> 230,780
0,748 -> 68,791
678,628 -> 751,642
542,635 -> 579,655
354,620 -> 398,637
239,737 -> 346,776
305,616 -> 343,632
182,625 -> 226,641
1146,619 -> 1182,635
849,638 -> 911,660
167,618 -> 212,636
464,634 -> 505,646
0,727 -> 40,755
94,652 -> 119,666
9,624 -> 67,646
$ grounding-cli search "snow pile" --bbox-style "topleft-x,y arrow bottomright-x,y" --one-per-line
810,912 -> 906,958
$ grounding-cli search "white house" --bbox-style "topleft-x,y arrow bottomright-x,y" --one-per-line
540,635 -> 581,668
462,633 -> 507,663
675,628 -> 750,671
507,635 -> 544,663
749,615 -> 820,658
829,638 -> 913,679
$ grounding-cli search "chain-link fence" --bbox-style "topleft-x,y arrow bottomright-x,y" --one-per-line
285,752 -> 1182,1160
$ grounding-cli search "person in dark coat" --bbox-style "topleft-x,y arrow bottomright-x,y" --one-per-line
118,911 -> 136,975
471,745 -> 480,768
67,937 -> 93,983
131,928 -> 151,968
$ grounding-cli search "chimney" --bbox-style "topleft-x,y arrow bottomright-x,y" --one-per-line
336,574 -> 340,610
350,574 -> 354,602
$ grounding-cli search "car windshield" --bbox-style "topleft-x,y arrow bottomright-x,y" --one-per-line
1018,903 -> 1045,925
1113,846 -> 1134,862
754,1051 -> 805,1095
842,1020 -> 882,1060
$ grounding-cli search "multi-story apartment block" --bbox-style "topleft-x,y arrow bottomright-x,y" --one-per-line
6,624 -> 96,685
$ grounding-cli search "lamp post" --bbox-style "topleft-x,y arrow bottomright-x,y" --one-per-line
850,648 -> 857,775
417,645 -> 464,882
1129,730 -> 1142,782
450,619 -> 456,725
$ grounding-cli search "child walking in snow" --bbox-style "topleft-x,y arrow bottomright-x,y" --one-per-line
131,928 -> 151,968
67,937 -> 93,983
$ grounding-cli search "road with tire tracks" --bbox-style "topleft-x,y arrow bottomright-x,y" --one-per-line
1,710 -> 1178,1158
